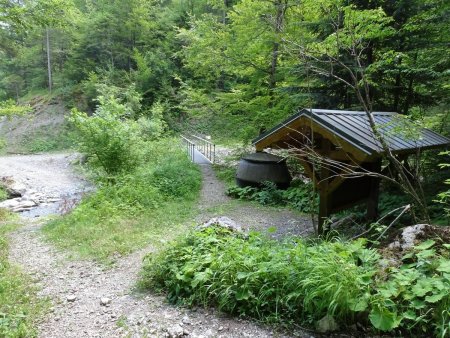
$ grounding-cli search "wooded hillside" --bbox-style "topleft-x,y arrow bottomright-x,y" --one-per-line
1,0 -> 448,139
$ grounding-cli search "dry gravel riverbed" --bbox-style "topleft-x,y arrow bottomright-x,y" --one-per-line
1,153 -> 313,338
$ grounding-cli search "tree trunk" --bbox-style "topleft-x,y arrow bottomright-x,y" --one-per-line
268,0 -> 287,92
403,74 -> 415,115
46,28 -> 52,93
392,56 -> 402,113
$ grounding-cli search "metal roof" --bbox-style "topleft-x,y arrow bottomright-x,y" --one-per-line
252,109 -> 450,156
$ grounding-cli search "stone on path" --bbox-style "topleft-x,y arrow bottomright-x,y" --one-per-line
100,297 -> 111,306
316,315 -> 339,333
166,324 -> 185,338
199,216 -> 242,232
66,295 -> 77,302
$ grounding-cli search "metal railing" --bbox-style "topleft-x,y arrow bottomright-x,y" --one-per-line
181,135 -> 196,162
181,134 -> 216,163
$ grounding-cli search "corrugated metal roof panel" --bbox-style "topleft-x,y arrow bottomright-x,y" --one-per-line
252,109 -> 450,155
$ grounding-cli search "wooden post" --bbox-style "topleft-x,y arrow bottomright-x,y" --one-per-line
367,159 -> 382,220
318,139 -> 332,234
318,189 -> 331,234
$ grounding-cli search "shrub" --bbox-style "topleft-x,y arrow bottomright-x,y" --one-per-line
70,106 -> 141,175
138,101 -> 168,141
226,180 -> 318,213
141,228 -> 378,328
371,240 -> 450,336
43,139 -> 201,261
435,151 -> 450,221
141,227 -> 450,336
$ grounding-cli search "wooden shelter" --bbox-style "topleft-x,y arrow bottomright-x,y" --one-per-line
253,109 -> 450,233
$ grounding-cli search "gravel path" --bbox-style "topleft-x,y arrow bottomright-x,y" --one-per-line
196,164 -> 314,239
3,153 -> 311,338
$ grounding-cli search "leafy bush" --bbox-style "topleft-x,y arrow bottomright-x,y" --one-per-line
371,240 -> 450,337
70,104 -> 141,175
227,180 -> 318,213
0,100 -> 30,118
138,101 -> 168,141
141,228 -> 450,336
435,151 -> 450,221
141,228 -> 378,328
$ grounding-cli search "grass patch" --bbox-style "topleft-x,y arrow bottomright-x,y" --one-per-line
0,187 -> 7,202
0,214 -> 48,337
141,226 -> 450,337
43,139 -> 202,262
212,164 -> 236,187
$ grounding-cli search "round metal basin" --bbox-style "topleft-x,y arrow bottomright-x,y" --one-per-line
236,152 -> 291,189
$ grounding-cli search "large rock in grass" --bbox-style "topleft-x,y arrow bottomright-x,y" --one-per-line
0,197 -> 37,212
388,224 -> 430,250
0,176 -> 26,198
316,315 -> 339,333
199,216 -> 242,232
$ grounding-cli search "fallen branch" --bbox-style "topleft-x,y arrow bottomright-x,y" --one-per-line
375,204 -> 411,242
351,204 -> 411,240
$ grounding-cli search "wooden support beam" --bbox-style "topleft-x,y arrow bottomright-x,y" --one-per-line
366,160 -> 382,220
319,189 -> 331,235
318,139 -> 332,234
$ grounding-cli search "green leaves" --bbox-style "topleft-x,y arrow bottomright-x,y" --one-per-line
415,239 -> 436,250
0,100 -> 31,118
437,260 -> 450,274
143,227 -> 380,329
371,240 -> 450,336
369,307 -> 401,331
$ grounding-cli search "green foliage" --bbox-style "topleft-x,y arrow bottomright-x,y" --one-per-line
69,92 -> 142,175
70,83 -> 173,175
141,228 -> 378,329
371,240 -> 450,337
0,100 -> 30,118
435,151 -> 450,220
43,139 -> 201,262
138,101 -> 168,141
227,181 -> 318,213
0,186 -> 7,202
0,221 -> 47,337
142,227 -> 450,335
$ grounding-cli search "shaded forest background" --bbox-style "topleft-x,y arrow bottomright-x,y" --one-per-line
1,0 -> 449,141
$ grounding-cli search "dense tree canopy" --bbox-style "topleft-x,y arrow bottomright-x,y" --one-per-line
0,0 -> 448,138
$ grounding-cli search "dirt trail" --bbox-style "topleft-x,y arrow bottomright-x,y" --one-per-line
197,164 -> 314,239
3,153 -> 310,338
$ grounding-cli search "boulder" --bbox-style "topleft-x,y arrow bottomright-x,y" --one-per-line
0,176 -> 27,198
316,315 -> 339,333
0,197 -> 37,212
166,324 -> 184,338
198,216 -> 242,232
388,224 -> 430,250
